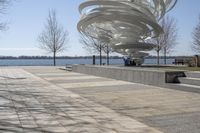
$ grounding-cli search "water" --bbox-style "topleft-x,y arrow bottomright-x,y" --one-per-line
0,58 -> 175,66
144,58 -> 175,65
0,59 -> 123,66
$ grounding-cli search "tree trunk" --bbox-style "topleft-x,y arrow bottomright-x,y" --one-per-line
100,45 -> 102,66
92,55 -> 96,65
107,44 -> 109,65
107,51 -> 109,65
53,52 -> 56,66
157,50 -> 160,65
164,47 -> 167,65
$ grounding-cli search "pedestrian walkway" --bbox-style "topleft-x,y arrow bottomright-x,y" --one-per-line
0,67 -> 162,133
25,67 -> 200,133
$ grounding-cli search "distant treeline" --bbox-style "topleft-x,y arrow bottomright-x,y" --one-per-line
145,55 -> 193,59
0,55 -> 195,60
0,56 -> 123,59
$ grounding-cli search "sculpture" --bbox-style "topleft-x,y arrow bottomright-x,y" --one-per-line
77,0 -> 177,65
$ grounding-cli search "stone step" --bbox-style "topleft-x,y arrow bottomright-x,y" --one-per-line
166,83 -> 200,93
179,77 -> 200,86
185,72 -> 200,78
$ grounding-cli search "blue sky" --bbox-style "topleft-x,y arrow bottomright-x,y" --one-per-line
0,0 -> 200,56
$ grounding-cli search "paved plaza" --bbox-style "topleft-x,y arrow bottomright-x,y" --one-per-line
0,67 -> 200,133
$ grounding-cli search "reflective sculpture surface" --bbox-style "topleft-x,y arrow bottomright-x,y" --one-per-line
77,0 -> 177,64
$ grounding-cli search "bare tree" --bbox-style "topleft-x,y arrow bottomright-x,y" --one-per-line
192,15 -> 200,54
149,16 -> 178,65
0,0 -> 12,31
38,9 -> 69,66
161,16 -> 178,64
102,43 -> 113,65
79,33 -> 106,65
149,38 -> 162,65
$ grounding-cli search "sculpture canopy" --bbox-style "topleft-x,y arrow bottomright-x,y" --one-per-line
77,0 -> 177,60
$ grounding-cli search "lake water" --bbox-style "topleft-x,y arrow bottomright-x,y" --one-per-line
0,58 -> 175,66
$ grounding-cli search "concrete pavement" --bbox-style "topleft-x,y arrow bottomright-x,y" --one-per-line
0,67 -> 200,133
0,67 -> 161,133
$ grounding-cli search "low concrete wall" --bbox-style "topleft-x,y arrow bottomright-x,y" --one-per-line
72,65 -> 185,86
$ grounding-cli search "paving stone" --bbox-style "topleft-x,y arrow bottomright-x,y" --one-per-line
27,67 -> 200,133
2,67 -> 200,133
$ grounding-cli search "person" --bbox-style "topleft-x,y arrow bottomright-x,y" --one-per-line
131,60 -> 136,66
123,56 -> 129,66
127,57 -> 131,66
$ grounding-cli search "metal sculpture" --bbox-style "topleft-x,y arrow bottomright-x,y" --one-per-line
77,0 -> 177,64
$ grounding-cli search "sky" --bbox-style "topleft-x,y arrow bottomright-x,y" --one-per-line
0,0 -> 200,56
